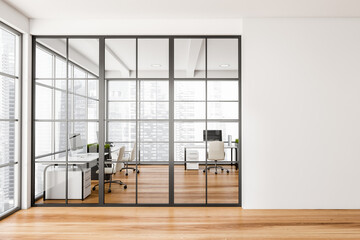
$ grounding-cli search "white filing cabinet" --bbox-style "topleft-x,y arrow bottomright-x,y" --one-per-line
45,167 -> 91,200
186,150 -> 199,170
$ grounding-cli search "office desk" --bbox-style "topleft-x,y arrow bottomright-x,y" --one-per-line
184,145 -> 238,170
36,153 -> 100,200
37,147 -> 121,200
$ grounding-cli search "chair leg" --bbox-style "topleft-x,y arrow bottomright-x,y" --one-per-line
202,160 -> 230,174
108,174 -> 112,193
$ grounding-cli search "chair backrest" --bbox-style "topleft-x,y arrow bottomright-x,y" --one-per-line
114,146 -> 125,172
208,141 -> 225,161
129,142 -> 136,161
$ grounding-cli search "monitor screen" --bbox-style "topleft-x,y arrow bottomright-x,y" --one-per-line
203,130 -> 222,141
69,133 -> 83,151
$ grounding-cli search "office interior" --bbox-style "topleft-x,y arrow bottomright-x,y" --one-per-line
32,37 -> 240,206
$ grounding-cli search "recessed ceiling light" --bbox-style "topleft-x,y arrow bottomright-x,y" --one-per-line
151,64 -> 162,67
219,64 -> 230,68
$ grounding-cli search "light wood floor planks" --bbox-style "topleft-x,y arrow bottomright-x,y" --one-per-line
37,165 -> 239,204
2,207 -> 360,239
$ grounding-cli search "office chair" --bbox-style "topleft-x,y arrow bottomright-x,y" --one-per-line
93,146 -> 127,193
121,143 -> 140,176
203,141 -> 230,174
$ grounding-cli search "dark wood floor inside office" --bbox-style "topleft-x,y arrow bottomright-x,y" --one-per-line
3,207 -> 360,240
36,165 -> 239,204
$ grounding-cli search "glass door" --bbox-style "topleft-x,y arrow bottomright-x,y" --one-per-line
137,39 -> 169,204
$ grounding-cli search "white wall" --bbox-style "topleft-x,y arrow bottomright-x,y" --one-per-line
30,19 -> 242,35
242,18 -> 360,209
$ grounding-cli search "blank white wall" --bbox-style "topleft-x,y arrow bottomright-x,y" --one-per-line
30,19 -> 242,35
242,18 -> 360,209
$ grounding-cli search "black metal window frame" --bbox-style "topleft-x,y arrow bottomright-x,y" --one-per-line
0,21 -> 22,220
31,35 -> 241,207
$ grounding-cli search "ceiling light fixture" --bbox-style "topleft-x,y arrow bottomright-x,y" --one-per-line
151,64 -> 162,67
219,64 -> 230,68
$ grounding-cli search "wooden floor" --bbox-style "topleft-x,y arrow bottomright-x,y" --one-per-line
37,165 -> 239,204
2,207 -> 360,239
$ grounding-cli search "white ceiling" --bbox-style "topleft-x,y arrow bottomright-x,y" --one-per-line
4,0 -> 360,19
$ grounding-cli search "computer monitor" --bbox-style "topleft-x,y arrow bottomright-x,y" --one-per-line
203,130 -> 222,141
69,133 -> 84,151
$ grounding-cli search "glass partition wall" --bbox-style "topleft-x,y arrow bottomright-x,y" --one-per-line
33,36 -> 240,206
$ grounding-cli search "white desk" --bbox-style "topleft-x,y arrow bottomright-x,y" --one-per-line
184,145 -> 238,170
36,147 -> 121,200
36,153 -> 101,200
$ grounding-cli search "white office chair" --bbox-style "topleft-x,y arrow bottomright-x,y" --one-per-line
121,143 -> 140,176
203,141 -> 230,174
92,146 -> 127,192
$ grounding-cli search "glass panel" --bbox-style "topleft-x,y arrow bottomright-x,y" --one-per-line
54,122 -> 67,152
174,81 -> 205,101
207,122 -> 239,141
68,122 -> 99,204
174,122 -> 205,142
88,99 -> 98,120
207,39 -> 238,78
54,89 -> 67,119
108,81 -> 136,101
174,102 -> 205,119
140,143 -> 169,162
207,140 -> 239,204
55,57 -> 66,79
35,85 -> 52,119
0,76 -> 16,119
138,165 -> 169,204
139,121 -> 169,142
88,80 -> 98,99
0,28 -> 17,76
207,102 -> 238,119
140,102 -> 169,119
35,122 -> 52,157
105,39 -> 136,78
74,67 -> 86,79
0,121 -> 16,165
174,39 -> 205,78
35,46 -> 53,79
138,39 -> 169,78
36,38 -> 66,79
0,165 -> 17,213
0,26 -> 20,214
105,120 -> 136,204
174,143 -> 206,204
140,81 -> 169,101
34,154 -> 66,204
74,79 -> 86,96
68,39 -> 99,78
108,102 -> 136,119
108,121 -> 136,142
207,81 -> 238,101
88,122 -> 98,144
73,95 -> 87,119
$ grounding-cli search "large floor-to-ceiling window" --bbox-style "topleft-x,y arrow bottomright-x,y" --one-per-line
33,36 -> 240,206
0,22 -> 21,217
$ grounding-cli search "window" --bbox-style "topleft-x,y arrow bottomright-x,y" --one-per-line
34,39 -> 99,200
0,23 -> 21,217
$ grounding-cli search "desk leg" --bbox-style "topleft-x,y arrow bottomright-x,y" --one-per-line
235,149 -> 238,170
184,148 -> 187,170
43,164 -> 56,201
231,148 -> 233,166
